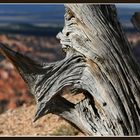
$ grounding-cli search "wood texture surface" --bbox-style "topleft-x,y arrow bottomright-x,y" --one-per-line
0,4 -> 140,136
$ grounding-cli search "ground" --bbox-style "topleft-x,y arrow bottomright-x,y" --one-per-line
0,104 -> 84,136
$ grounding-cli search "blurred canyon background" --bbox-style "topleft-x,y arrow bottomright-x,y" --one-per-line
0,4 -> 140,136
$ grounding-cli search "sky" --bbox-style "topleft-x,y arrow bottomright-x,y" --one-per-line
0,4 -> 138,26
0,4 -> 65,26
0,4 -> 139,11
116,4 -> 140,8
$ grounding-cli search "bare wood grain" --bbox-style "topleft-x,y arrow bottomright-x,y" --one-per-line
0,4 -> 140,136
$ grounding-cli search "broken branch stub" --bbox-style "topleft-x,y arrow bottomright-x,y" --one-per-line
0,4 -> 140,136
131,12 -> 140,32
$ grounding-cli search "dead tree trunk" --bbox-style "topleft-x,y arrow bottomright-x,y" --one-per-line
132,12 -> 140,32
0,4 -> 140,136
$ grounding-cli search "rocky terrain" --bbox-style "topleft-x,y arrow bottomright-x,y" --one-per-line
0,104 -> 84,136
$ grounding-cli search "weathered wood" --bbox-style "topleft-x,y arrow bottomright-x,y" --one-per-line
131,12 -> 140,32
56,4 -> 140,135
0,4 -> 140,136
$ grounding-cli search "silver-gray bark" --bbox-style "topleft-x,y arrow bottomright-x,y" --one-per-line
0,4 -> 140,136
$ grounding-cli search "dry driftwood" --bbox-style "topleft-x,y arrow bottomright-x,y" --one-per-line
0,4 -> 140,136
